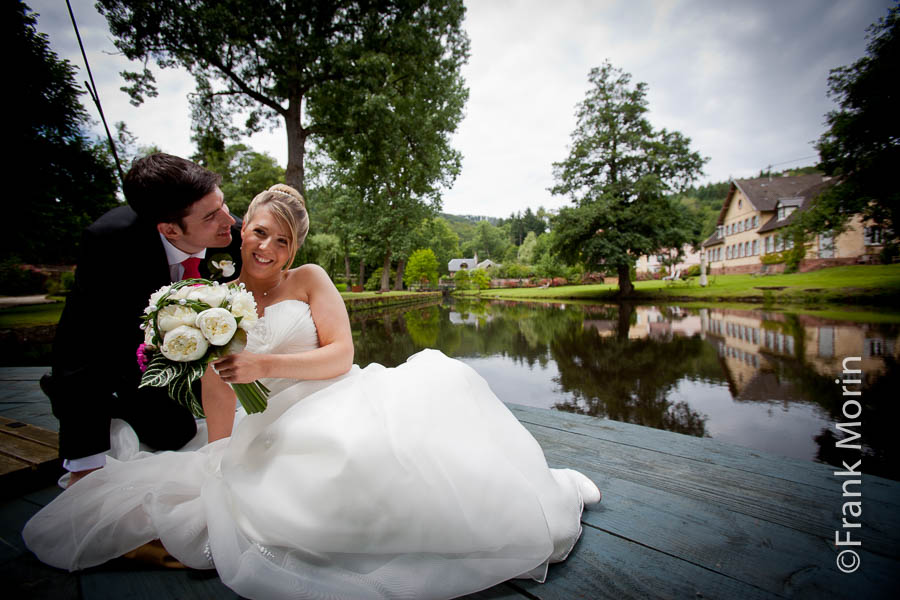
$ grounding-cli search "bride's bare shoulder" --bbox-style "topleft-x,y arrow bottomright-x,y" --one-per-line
283,264 -> 335,295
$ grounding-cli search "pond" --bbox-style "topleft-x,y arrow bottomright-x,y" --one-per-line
352,298 -> 900,481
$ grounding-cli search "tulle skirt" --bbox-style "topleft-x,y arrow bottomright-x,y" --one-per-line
24,350 -> 594,599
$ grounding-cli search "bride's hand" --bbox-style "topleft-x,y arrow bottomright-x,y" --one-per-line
212,352 -> 267,384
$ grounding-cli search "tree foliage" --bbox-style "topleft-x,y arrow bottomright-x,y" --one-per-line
193,143 -> 285,217
550,61 -> 706,294
8,1 -> 119,264
98,0 -> 468,196
804,4 -> 899,243
315,1 -> 469,291
404,248 -> 439,288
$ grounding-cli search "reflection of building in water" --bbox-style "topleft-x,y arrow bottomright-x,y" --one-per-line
448,312 -> 493,327
582,306 -> 702,339
701,308 -> 899,399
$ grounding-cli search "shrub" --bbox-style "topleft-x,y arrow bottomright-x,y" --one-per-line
684,264 -> 701,278
453,269 -> 473,290
0,257 -> 46,295
470,269 -> 491,290
365,267 -> 395,291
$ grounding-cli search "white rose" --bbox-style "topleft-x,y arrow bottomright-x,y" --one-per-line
196,307 -> 238,346
229,292 -> 259,331
212,259 -> 235,278
160,325 -> 209,362
157,304 -> 199,333
187,284 -> 229,308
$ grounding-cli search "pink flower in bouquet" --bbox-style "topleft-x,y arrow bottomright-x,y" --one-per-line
136,343 -> 151,373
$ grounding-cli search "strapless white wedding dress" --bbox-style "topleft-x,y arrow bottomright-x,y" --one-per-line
24,300 -> 599,600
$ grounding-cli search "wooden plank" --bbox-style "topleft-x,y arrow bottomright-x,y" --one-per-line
0,366 -> 47,381
81,569 -> 242,600
0,416 -> 58,448
0,430 -> 59,466
510,523 -> 783,600
510,403 -> 896,501
567,462 -> 896,596
524,423 -> 900,559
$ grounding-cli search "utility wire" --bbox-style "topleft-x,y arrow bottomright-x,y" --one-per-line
65,0 -> 125,186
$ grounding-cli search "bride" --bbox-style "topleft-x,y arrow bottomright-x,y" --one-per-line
24,184 -> 601,600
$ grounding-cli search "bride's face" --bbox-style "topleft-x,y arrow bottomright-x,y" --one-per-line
241,207 -> 293,276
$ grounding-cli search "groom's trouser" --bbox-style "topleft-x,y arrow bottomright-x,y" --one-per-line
45,371 -> 197,461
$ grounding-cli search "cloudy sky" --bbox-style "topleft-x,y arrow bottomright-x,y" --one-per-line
30,0 -> 893,218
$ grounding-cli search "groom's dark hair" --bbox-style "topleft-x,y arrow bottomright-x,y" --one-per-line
123,153 -> 222,225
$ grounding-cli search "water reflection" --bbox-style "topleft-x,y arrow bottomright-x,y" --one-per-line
351,298 -> 900,479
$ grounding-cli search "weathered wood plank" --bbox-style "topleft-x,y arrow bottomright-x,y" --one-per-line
0,416 -> 58,448
0,430 -> 58,466
524,422 -> 900,559
563,459 -> 895,596
0,367 -> 47,381
510,523 -> 782,600
510,403 -> 897,503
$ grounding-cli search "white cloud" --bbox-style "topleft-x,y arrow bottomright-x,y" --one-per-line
28,0 -> 893,218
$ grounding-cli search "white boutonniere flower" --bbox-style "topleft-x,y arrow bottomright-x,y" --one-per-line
207,253 -> 236,280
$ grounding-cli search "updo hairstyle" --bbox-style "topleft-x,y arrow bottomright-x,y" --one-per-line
245,184 -> 309,269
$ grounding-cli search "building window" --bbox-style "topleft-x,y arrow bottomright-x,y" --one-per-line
753,215 -> 759,228
738,198 -> 742,209
865,226 -> 884,246
738,220 -> 744,233
775,236 -> 784,251
744,218 -> 750,230
766,236 -> 773,253
717,225 -> 724,238
752,239 -> 759,255
739,244 -> 745,258
744,241 -> 750,256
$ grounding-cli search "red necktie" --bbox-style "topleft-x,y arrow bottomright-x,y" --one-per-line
181,257 -> 202,280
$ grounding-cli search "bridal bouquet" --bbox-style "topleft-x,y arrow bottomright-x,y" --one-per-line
137,279 -> 270,416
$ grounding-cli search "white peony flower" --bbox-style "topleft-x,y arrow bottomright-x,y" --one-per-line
169,286 -> 192,301
229,291 -> 259,331
187,284 -> 229,308
160,325 -> 209,362
157,304 -> 199,333
211,259 -> 235,277
145,285 -> 170,314
196,307 -> 238,345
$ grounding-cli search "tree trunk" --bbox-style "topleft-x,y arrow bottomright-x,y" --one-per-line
344,254 -> 351,285
394,259 -> 406,291
284,100 -> 307,195
617,264 -> 634,296
358,260 -> 366,290
380,247 -> 392,292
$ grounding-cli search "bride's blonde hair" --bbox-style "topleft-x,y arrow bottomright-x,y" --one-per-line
245,184 -> 309,269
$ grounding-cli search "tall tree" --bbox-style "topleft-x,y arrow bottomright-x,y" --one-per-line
8,1 -> 119,264
318,1 -> 469,291
802,4 -> 899,244
550,61 -> 706,294
99,0 -> 468,196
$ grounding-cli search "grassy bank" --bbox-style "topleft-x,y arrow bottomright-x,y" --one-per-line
0,302 -> 64,328
456,265 -> 900,306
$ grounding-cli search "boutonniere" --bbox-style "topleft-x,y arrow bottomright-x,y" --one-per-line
207,253 -> 236,280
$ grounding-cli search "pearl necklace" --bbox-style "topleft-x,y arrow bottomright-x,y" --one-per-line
241,274 -> 284,298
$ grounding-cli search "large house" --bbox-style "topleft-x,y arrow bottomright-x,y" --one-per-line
447,254 -> 499,275
701,174 -> 887,275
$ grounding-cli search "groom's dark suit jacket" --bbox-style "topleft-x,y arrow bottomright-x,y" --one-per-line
50,205 -> 243,460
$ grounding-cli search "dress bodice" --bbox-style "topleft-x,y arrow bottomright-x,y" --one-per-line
245,300 -> 319,396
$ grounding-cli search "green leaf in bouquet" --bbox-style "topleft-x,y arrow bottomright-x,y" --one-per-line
139,353 -> 182,388
166,360 -> 208,418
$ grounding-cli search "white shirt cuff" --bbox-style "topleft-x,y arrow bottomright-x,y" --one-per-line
63,453 -> 107,472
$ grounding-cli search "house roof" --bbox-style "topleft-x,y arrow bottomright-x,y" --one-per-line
757,178 -> 834,233
448,258 -> 477,271
701,230 -> 724,248
717,174 -> 829,225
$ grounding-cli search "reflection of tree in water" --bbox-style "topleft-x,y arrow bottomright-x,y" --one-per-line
802,354 -> 900,481
550,304 -> 711,437
404,305 -> 440,348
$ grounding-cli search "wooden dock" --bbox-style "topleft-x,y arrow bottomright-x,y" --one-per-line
1,366 -> 898,599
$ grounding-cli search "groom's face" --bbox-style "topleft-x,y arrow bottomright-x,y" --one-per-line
160,187 -> 235,254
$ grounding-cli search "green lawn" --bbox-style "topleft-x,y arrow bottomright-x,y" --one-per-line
458,264 -> 900,306
0,302 -> 64,328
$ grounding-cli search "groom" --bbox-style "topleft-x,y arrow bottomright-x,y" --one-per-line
42,153 -> 242,486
